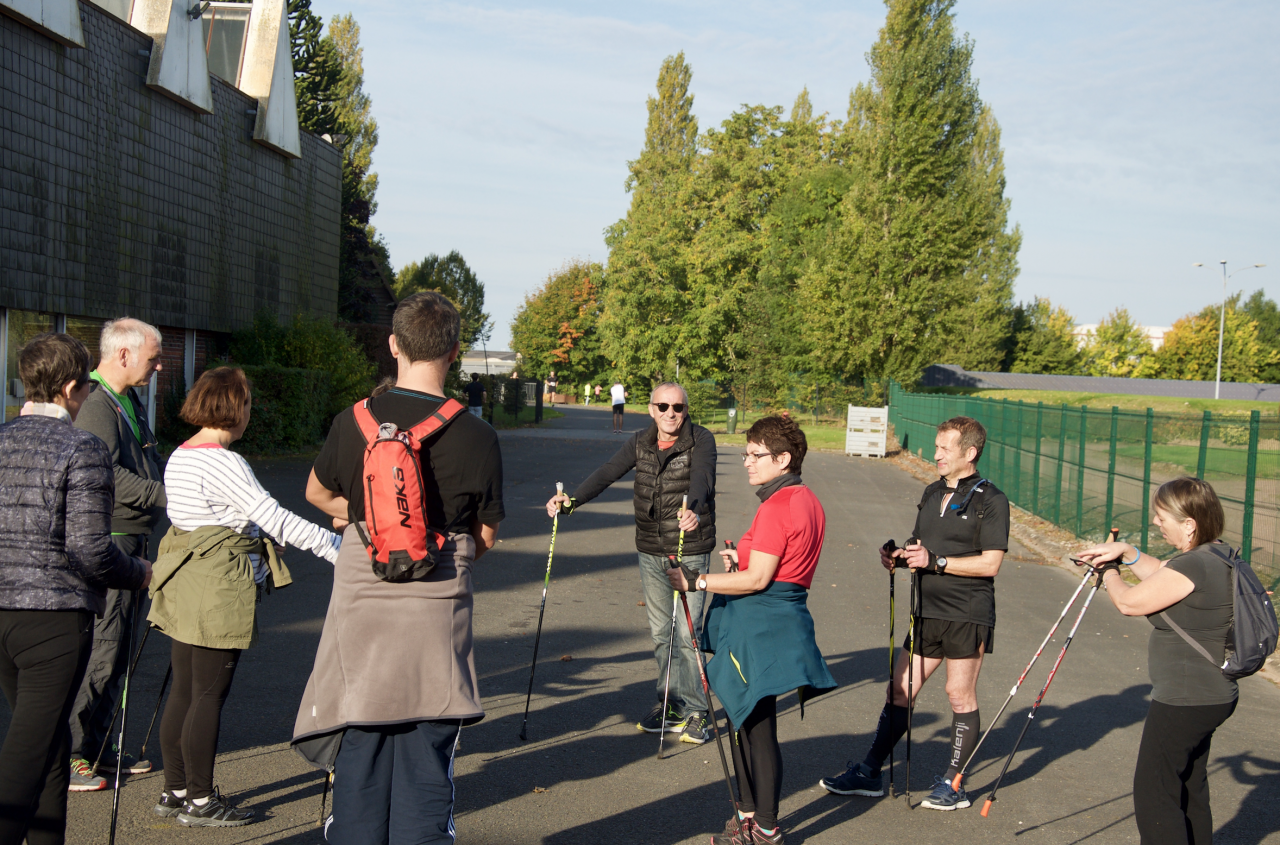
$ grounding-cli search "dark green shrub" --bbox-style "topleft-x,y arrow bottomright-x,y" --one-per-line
503,377 -> 526,422
234,365 -> 332,455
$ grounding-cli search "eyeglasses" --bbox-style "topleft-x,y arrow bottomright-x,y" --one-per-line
741,451 -> 775,463
650,403 -> 686,413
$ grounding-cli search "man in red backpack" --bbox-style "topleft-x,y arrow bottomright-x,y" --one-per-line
294,292 -> 505,845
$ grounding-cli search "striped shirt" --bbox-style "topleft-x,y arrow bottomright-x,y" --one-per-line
165,443 -> 341,582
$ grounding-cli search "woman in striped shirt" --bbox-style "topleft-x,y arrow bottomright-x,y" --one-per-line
150,367 -> 340,827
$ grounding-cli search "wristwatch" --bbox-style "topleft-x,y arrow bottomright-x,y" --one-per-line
697,577 -> 708,591
936,556 -> 948,572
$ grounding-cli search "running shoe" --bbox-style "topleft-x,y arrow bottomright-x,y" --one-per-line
819,761 -> 883,797
636,702 -> 685,733
681,711 -> 711,744
98,748 -> 152,774
920,775 -> 970,811
749,823 -> 785,845
154,791 -> 184,818
720,814 -> 745,836
711,817 -> 753,845
177,788 -> 256,827
68,758 -> 107,792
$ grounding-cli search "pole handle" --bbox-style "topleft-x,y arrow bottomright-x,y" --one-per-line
556,481 -> 564,495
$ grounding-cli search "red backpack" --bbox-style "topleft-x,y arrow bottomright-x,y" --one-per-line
352,397 -> 466,582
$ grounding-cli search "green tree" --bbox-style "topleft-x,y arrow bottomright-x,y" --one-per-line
600,52 -> 698,385
1147,298 -> 1278,382
1242,289 -> 1280,383
944,106 -> 1020,371
289,0 -> 342,135
1008,297 -> 1083,374
510,260 -> 607,385
395,251 -> 492,348
796,0 -> 1010,385
329,14 -> 379,216
1083,307 -> 1153,377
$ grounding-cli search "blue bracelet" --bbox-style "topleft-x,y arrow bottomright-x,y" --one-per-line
1122,547 -> 1141,565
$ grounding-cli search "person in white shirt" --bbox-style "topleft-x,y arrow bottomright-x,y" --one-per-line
150,367 -> 339,827
610,382 -> 627,433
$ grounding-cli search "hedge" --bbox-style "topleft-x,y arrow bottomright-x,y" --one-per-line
235,365 -> 333,455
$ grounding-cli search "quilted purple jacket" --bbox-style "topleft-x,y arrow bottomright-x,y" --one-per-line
0,414 -> 148,615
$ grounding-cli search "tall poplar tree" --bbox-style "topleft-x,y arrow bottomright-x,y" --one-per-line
600,53 -> 698,384
797,0 -> 1015,384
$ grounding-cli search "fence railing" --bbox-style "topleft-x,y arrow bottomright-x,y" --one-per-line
887,382 -> 1280,591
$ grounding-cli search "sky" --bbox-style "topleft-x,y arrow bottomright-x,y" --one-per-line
307,0 -> 1279,350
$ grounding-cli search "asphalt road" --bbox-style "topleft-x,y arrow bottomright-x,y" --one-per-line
14,403 -> 1277,844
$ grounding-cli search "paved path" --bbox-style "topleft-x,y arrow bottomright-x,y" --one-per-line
24,405 -> 1280,843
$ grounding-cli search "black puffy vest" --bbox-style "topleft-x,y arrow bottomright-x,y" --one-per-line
632,421 -> 716,557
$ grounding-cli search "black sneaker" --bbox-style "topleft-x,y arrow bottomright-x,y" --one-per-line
819,761 -> 883,797
98,748 -> 152,774
177,788 -> 256,827
154,791 -> 184,818
680,711 -> 711,744
636,702 -> 685,734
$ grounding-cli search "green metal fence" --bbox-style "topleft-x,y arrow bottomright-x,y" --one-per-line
887,383 -> 1280,591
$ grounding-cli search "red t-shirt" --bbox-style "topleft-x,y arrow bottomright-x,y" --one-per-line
737,484 -> 826,589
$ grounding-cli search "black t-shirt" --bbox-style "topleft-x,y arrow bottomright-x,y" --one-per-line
911,474 -> 1009,627
1147,544 -> 1237,706
465,381 -> 485,407
313,387 -> 505,533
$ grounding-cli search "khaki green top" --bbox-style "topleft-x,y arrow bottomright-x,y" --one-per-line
148,524 -> 292,650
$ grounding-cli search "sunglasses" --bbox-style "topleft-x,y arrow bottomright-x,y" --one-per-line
650,402 -> 686,413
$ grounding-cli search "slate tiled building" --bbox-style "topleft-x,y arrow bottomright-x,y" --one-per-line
0,0 -> 341,423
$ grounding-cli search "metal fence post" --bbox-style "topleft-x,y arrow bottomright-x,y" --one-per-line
1141,409 -> 1154,550
1013,400 -> 1024,505
1104,406 -> 1119,531
1196,410 -> 1211,479
997,399 -> 1008,490
1242,410 -> 1260,561
1032,402 -> 1044,516
1076,406 -> 1088,537
1054,404 -> 1067,526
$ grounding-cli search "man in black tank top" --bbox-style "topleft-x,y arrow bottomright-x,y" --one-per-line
821,416 -> 1009,811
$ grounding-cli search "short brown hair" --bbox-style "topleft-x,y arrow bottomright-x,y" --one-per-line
937,416 -> 986,462
744,414 -> 808,475
393,292 -> 460,364
180,367 -> 252,429
19,333 -> 91,403
1154,476 -> 1224,547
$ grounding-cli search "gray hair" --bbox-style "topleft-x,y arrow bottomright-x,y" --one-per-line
100,318 -> 162,360
648,381 -> 689,405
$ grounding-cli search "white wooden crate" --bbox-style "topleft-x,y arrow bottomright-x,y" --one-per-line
846,405 -> 889,457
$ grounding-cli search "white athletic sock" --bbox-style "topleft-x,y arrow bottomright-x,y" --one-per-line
192,796 -> 210,806
171,789 -> 186,798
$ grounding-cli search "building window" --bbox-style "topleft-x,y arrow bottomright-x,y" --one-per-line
202,3 -> 252,85
66,317 -> 105,370
3,311 -> 55,421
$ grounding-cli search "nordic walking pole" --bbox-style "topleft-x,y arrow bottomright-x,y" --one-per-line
905,557 -> 920,807
109,590 -> 141,845
951,565 -> 1096,791
91,620 -> 153,774
138,662 -> 171,760
658,495 -> 690,757
519,482 -> 563,741
678,589 -> 740,818
980,567 -> 1105,818
316,772 -> 332,827
888,550 -> 897,798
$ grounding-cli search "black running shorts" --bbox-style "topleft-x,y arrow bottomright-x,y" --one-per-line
904,618 -> 994,659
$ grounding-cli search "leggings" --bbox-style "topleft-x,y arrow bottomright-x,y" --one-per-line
729,695 -> 781,830
1133,698 -> 1237,845
158,641 -> 241,800
0,609 -> 94,845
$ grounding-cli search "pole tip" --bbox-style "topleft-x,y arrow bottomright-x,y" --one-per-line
981,799 -> 993,817
951,774 -> 963,791
518,731 -> 528,742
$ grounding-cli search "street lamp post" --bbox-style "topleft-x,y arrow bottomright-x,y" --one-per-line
1193,261 -> 1266,399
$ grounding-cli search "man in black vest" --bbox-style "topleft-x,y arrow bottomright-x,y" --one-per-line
545,382 -> 717,743
820,416 -> 1009,811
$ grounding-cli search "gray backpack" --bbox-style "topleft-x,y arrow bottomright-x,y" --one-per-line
1160,543 -> 1278,681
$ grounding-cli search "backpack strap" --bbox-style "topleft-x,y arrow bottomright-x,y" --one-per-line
352,399 -> 381,443
1159,544 -> 1235,671
405,398 -> 466,442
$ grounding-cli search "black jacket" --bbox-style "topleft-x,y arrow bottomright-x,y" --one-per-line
75,381 -> 166,536
0,415 -> 149,615
570,419 -> 717,556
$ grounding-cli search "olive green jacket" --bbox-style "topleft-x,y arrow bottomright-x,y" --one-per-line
148,525 -> 292,649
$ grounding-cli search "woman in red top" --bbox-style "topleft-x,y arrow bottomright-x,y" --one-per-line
667,415 -> 835,845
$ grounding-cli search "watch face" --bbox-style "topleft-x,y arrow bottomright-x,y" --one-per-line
937,557 -> 947,567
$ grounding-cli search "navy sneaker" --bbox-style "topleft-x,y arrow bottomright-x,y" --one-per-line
920,775 -> 971,811
819,761 -> 883,797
